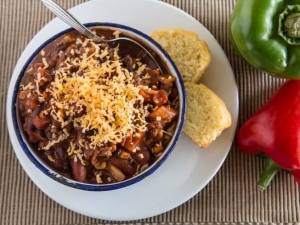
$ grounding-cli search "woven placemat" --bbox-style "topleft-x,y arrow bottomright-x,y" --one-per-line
1,0 -> 299,224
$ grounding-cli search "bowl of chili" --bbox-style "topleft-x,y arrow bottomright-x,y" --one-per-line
10,22 -> 186,191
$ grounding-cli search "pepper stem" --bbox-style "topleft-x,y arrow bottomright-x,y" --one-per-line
257,157 -> 281,191
278,5 -> 300,45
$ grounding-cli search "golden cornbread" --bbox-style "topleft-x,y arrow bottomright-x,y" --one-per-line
183,82 -> 232,148
150,28 -> 211,83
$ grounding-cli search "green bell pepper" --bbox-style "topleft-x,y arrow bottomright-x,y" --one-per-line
229,0 -> 300,79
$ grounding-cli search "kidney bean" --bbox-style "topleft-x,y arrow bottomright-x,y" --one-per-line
110,157 -> 135,176
55,147 -> 67,160
70,158 -> 87,182
18,90 -> 27,100
133,148 -> 150,164
153,90 -> 168,106
138,89 -> 152,102
33,68 -> 51,86
25,98 -> 38,110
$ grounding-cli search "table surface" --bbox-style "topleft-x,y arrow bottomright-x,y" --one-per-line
1,0 -> 299,224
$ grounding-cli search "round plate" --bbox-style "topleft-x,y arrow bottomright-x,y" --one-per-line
7,0 -> 238,221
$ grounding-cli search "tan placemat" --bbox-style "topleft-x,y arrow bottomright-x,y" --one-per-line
1,0 -> 299,224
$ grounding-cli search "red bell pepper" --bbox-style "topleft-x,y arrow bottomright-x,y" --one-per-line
237,79 -> 300,190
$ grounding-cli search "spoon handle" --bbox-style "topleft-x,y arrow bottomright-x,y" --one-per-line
41,0 -> 103,42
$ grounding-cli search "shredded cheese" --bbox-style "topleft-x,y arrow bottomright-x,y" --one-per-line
44,38 -> 150,149
95,171 -> 103,184
42,58 -> 49,68
27,67 -> 33,73
67,141 -> 85,165
113,30 -> 121,38
20,82 -> 34,90
43,132 -> 69,150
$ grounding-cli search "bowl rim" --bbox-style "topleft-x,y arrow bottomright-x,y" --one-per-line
11,22 -> 186,191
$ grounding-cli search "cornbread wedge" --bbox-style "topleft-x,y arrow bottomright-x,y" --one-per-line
151,28 -> 231,147
183,82 -> 232,148
150,28 -> 211,83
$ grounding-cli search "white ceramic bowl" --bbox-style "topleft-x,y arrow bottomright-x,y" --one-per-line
8,22 -> 186,191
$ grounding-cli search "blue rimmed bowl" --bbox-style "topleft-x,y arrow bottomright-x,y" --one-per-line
7,22 -> 186,191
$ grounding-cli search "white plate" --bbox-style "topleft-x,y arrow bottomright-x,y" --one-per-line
7,0 -> 238,221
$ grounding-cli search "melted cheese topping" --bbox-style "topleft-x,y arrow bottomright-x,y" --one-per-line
45,38 -> 150,149
20,82 -> 35,90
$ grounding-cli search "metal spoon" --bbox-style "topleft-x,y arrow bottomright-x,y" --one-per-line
41,0 -> 162,73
